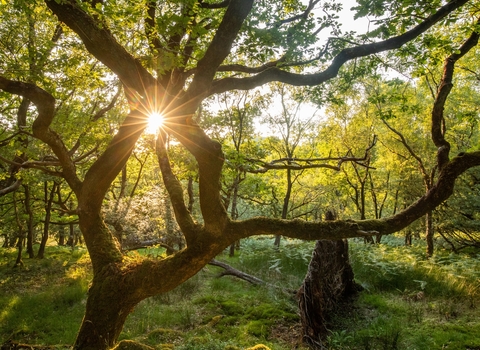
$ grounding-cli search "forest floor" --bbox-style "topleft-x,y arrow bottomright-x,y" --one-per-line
0,236 -> 479,350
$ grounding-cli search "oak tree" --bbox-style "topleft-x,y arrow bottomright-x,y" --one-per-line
1,0 -> 480,348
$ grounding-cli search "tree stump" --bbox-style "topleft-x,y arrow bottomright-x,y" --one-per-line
297,211 -> 361,349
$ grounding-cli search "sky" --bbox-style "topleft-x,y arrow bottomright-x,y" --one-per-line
336,0 -> 371,34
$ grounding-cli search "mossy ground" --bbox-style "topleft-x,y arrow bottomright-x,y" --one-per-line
1,236 -> 479,349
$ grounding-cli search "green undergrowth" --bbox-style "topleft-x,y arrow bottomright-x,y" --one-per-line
328,236 -> 480,350
1,236 -> 480,350
0,245 -> 90,347
121,238 -> 311,349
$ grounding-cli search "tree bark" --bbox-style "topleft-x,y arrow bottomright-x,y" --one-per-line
275,167 -> 293,248
14,236 -> 24,267
58,223 -> 65,246
298,212 -> 361,348
229,173 -> 241,256
73,270 -> 138,350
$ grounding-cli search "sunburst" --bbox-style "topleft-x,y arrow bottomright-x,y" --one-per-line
145,111 -> 164,135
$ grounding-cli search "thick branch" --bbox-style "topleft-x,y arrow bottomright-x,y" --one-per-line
199,0 -> 230,9
432,17 -> 480,170
82,110 -> 146,212
45,0 -> 158,95
209,0 -> 469,95
156,131 -> 199,245
0,77 -> 82,192
217,58 -> 287,74
0,179 -> 22,196
187,0 -> 254,99
116,152 -> 480,304
227,152 -> 480,241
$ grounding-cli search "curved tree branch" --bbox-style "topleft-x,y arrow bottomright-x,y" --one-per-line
186,0 -> 254,100
209,0 -> 470,95
199,0 -> 230,9
45,0 -> 159,95
0,179 -> 22,197
82,110 -> 146,212
0,77 -> 82,193
245,136 -> 377,173
156,130 -> 199,245
226,152 -> 480,242
92,84 -> 122,121
432,16 -> 480,170
273,0 -> 321,27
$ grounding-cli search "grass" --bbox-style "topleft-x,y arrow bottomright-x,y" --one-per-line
0,236 -> 479,349
0,245 -> 90,348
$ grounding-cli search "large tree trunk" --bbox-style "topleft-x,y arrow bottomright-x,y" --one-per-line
74,272 -> 137,349
73,211 -> 135,350
72,208 -> 213,349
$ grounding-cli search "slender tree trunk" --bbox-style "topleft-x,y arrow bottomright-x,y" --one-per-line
23,185 -> 35,258
164,190 -> 176,255
1,235 -> 8,248
59,224 -> 65,246
275,168 -> 293,248
229,173 -> 240,257
9,235 -> 18,248
37,182 -> 56,259
14,236 -> 24,267
425,210 -> 434,257
13,190 -> 25,266
359,182 -> 374,244
405,229 -> 412,246
67,222 -> 75,247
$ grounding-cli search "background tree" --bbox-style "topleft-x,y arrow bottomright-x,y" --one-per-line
261,84 -> 318,247
202,89 -> 265,255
